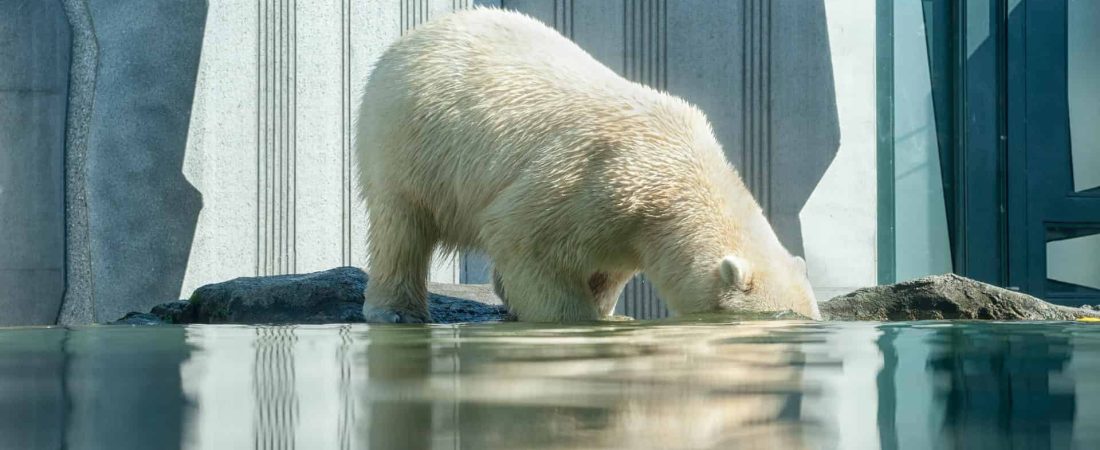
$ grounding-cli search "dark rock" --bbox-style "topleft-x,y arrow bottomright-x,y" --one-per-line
111,267 -> 508,325
150,301 -> 195,324
111,312 -> 165,325
187,267 -> 369,324
821,274 -> 1100,321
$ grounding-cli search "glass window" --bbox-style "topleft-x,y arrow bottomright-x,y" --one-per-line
891,0 -> 953,281
1068,0 -> 1100,193
1047,225 -> 1100,295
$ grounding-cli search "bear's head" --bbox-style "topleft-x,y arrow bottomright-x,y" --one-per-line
713,254 -> 821,320
649,211 -> 822,320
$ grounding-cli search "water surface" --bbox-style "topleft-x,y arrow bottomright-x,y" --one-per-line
2,320 -> 1098,449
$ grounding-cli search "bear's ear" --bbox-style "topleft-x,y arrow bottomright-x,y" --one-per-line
720,256 -> 751,291
793,256 -> 807,274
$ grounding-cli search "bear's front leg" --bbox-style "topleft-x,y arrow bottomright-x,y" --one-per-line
362,201 -> 436,323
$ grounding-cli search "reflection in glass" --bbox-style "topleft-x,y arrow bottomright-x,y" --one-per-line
1068,0 -> 1100,193
893,0 -> 954,281
65,327 -> 191,449
925,325 -> 1076,449
1047,226 -> 1100,294
0,328 -> 65,449
1067,328 -> 1100,447
873,323 -> 1097,449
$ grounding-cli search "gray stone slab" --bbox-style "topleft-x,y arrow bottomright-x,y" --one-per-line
0,93 -> 66,270
79,0 -> 207,322
0,0 -> 70,325
58,0 -> 99,326
0,0 -> 71,91
0,269 -> 64,326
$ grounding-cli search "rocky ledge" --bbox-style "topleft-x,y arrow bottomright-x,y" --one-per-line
113,269 -> 1099,325
820,274 -> 1100,321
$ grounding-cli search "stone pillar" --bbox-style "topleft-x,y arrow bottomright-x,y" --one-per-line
56,0 -> 487,324
0,0 -> 70,325
59,0 -> 207,324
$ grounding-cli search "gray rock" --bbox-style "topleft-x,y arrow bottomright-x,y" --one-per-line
821,274 -> 1100,321
110,267 -> 509,325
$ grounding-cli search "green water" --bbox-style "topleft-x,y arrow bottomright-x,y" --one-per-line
2,320 -> 1098,449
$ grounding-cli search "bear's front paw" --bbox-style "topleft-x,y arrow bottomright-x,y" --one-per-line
362,304 -> 432,324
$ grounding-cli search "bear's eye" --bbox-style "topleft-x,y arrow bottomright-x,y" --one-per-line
742,277 -> 758,294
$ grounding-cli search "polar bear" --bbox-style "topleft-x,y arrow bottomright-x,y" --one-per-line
355,8 -> 821,323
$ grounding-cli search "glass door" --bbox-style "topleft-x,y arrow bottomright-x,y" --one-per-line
1012,0 -> 1100,306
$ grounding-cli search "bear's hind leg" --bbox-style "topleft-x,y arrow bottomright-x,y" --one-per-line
363,200 -> 437,323
492,269 -> 508,306
589,271 -> 633,318
496,264 -> 601,322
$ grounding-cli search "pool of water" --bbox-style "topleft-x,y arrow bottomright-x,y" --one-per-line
2,320 -> 1098,450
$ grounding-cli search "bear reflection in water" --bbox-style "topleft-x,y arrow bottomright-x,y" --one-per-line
167,322 -> 1092,449
168,323 -> 818,449
7,322 -> 1094,449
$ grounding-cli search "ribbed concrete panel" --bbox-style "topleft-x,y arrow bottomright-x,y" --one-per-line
59,0 -> 207,323
294,0 -> 344,275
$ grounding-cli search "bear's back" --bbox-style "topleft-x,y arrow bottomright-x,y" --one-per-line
356,7 -> 726,250
367,8 -> 649,126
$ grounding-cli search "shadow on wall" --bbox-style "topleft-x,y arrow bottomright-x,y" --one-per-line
765,0 -> 841,258
667,0 -> 841,258
59,0 -> 208,323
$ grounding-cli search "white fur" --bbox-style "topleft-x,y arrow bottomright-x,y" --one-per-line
720,256 -> 749,290
355,8 -> 821,322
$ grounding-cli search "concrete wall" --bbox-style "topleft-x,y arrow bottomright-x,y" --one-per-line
0,0 -> 70,325
802,0 -> 878,299
0,0 -> 877,324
